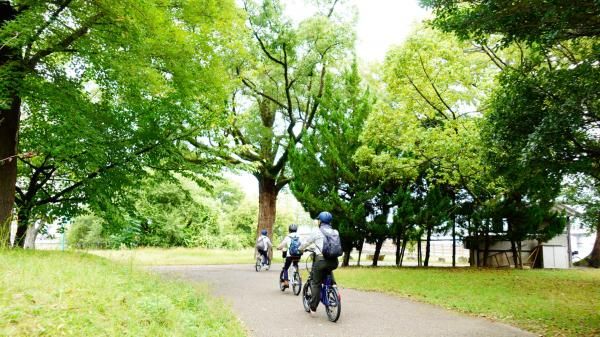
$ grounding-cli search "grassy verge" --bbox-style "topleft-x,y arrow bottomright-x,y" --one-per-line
0,250 -> 246,337
88,247 -> 283,266
335,267 -> 600,337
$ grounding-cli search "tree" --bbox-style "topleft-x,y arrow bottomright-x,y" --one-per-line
185,0 -> 354,239
422,0 -> 600,267
289,61 -> 373,267
1,0 -> 239,246
356,27 -> 497,266
420,0 -> 600,45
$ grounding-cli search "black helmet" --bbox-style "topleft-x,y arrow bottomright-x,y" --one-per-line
288,224 -> 298,233
317,211 -> 333,224
261,229 -> 268,235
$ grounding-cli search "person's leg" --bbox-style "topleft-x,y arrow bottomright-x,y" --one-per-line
309,259 -> 327,310
327,259 -> 339,283
259,249 -> 267,265
282,256 -> 292,280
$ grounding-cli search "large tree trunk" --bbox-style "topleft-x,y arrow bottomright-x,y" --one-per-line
424,226 -> 433,267
588,222 -> 600,268
14,208 -> 30,248
0,3 -> 21,247
372,237 -> 385,267
23,223 -> 40,249
256,175 -> 277,238
256,175 -> 277,261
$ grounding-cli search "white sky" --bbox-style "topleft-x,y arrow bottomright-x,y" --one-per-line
285,0 -> 430,63
229,1 -> 429,196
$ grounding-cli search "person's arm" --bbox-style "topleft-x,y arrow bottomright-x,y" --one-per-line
276,237 -> 287,250
299,231 -> 317,251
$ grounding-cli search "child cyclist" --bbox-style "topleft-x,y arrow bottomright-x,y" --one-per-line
256,229 -> 272,268
276,224 -> 302,288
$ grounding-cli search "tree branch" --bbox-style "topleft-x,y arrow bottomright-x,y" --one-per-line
27,12 -> 102,67
24,0 -> 73,60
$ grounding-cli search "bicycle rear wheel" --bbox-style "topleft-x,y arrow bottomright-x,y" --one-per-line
325,286 -> 341,322
255,257 -> 261,272
302,281 -> 312,312
292,270 -> 302,295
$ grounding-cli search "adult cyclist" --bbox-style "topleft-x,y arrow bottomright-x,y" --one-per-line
256,229 -> 272,268
299,211 -> 341,312
276,224 -> 302,288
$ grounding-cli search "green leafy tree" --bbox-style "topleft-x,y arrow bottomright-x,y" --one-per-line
421,0 -> 600,266
1,0 -> 239,246
185,0 -> 355,240
289,61 -> 374,266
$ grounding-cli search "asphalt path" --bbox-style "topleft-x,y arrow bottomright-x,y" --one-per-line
151,264 -> 536,337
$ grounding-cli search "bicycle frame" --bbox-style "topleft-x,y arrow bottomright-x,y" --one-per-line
320,274 -> 334,306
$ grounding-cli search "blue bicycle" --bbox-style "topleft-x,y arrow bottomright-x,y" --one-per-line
302,252 -> 341,322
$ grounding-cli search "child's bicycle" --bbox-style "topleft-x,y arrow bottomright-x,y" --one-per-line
301,251 -> 341,322
279,258 -> 302,295
255,251 -> 271,272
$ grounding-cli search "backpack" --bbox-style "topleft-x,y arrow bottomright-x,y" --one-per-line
320,227 -> 342,258
256,236 -> 266,251
288,235 -> 301,256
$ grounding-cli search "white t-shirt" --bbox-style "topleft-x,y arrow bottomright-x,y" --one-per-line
256,235 -> 272,250
300,225 -> 338,256
277,232 -> 301,252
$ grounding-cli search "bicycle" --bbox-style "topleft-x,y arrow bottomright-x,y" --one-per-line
279,258 -> 302,295
255,250 -> 271,272
301,251 -> 341,322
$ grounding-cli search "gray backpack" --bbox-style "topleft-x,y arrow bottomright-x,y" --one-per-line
320,227 -> 342,258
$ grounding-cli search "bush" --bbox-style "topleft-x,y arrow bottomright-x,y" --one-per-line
67,215 -> 107,249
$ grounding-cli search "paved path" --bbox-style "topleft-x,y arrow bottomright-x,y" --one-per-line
151,264 -> 536,337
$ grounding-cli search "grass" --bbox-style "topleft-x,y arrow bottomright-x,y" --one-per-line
88,247 -> 284,266
0,250 -> 246,337
335,266 -> 600,337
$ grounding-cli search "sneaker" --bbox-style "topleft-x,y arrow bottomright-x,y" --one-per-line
283,280 -> 289,288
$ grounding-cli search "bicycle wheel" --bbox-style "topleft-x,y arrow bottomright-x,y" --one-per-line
302,281 -> 312,313
325,286 -> 341,322
279,270 -> 286,291
255,257 -> 261,272
292,270 -> 302,296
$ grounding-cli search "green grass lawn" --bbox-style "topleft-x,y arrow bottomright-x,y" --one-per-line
335,267 -> 600,337
88,247 -> 283,266
0,250 -> 246,337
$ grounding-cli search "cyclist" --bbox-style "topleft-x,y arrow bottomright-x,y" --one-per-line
276,224 -> 302,288
299,211 -> 341,312
256,229 -> 272,268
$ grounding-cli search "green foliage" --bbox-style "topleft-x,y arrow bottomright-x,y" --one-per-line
290,61 -> 374,252
67,214 -> 106,249
5,0 -> 241,244
420,1 -> 591,259
420,0 -> 600,45
0,250 -> 245,336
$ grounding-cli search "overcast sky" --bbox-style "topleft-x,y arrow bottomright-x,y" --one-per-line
286,0 -> 430,63
229,1 -> 429,196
